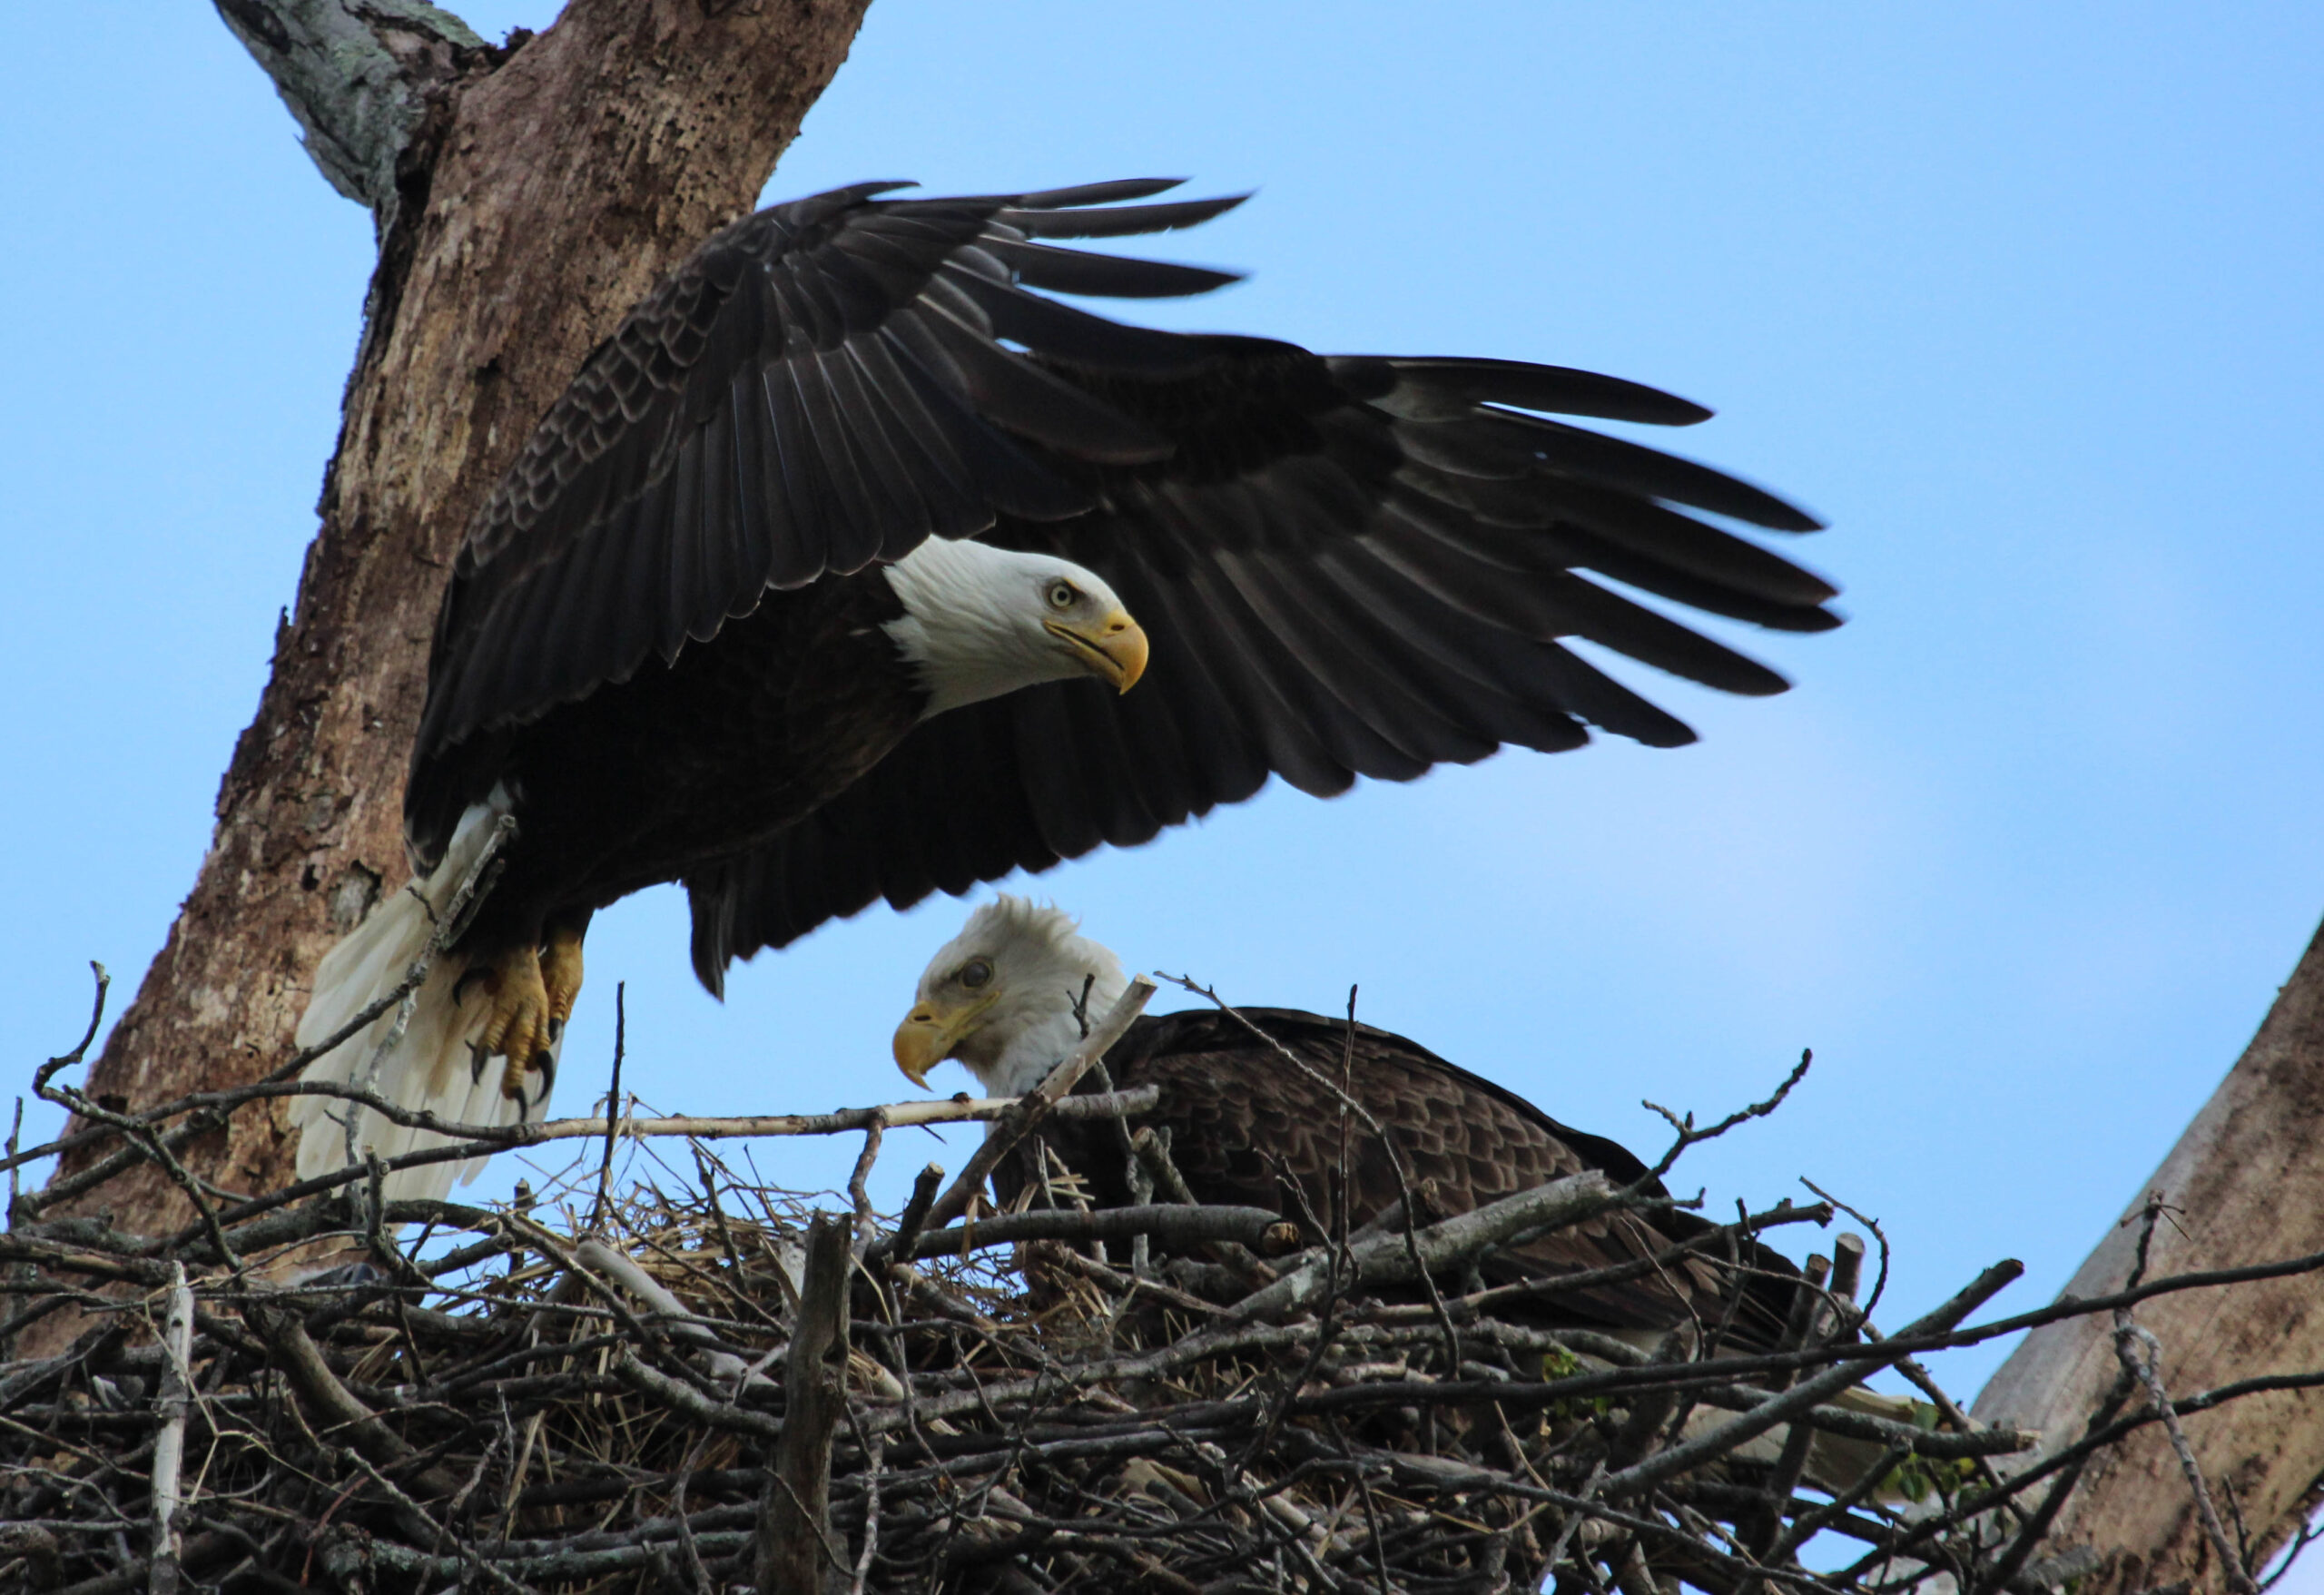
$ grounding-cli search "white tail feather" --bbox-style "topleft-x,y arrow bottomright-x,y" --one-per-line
292,793 -> 559,1204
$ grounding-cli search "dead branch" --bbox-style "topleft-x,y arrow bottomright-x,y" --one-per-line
9,981 -> 2324,1594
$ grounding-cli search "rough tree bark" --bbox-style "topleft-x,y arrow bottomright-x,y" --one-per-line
31,0 -> 869,1280
1973,914 -> 2324,1592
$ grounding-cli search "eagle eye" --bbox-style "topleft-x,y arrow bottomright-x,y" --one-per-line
1045,580 -> 1078,611
959,958 -> 993,989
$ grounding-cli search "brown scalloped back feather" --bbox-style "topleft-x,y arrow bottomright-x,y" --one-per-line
1018,1006 -> 1804,1352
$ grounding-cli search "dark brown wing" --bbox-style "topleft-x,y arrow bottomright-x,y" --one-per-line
1036,1008 -> 1799,1346
407,179 -> 1247,863
688,342 -> 1836,981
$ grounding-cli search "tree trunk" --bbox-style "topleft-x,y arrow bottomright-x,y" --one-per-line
1973,914 -> 2324,1592
25,0 -> 869,1302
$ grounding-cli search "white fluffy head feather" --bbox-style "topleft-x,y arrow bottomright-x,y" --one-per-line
881,537 -> 1145,717
901,894 -> 1128,1096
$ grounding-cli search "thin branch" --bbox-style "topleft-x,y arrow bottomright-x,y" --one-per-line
589,982 -> 626,1232
1642,1049 -> 1814,1181
2114,1314 -> 2258,1595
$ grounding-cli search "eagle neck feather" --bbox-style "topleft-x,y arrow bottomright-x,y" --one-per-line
966,900 -> 1131,1098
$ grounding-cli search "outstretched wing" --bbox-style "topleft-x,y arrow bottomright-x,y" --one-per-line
407,179 -> 1247,862
689,341 -> 1835,984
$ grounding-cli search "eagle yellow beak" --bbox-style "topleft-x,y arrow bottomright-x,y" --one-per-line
891,991 -> 998,1088
1046,609 -> 1148,694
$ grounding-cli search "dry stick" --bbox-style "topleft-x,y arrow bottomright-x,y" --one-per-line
1425,1198 -> 1834,1323
1006,1234 -> 1224,1321
588,982 -> 626,1232
1369,1236 -> 2324,1398
1743,1250 -> 1837,1561
757,1213 -> 851,1595
5,1097 -> 22,1219
278,1082 -> 1168,1168
847,1112 -> 887,1263
884,1164 -> 944,1273
145,1263 -> 194,1595
905,976 -> 1157,1242
8,1076 -> 1151,1275
1804,1180 -> 2015,1538
1831,1354 -> 2324,1590
1070,973 -> 1156,1275
901,1203 -> 1289,1264
1641,1049 -> 1815,1183
26,1063 -> 251,1281
1,1098 -> 24,1367
570,1239 -> 761,1384
1132,1125 -> 1276,1286
30,962 -> 112,1104
242,1297 -> 454,1486
1599,1260 -> 2024,1498
849,1433 -> 884,1595
1851,1316 -> 2031,1532
2114,1312 -> 2258,1595
842,1318 -> 2037,1455
668,1431 -> 716,1595
117,1085 -> 1160,1267
1979,1196 -> 2175,1595
1223,1170 -> 1627,1325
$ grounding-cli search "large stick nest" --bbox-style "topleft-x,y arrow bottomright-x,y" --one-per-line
4,970 -> 2317,1595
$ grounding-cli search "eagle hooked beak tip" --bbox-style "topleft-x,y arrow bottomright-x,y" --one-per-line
1049,611 -> 1148,694
892,1007 -> 955,1089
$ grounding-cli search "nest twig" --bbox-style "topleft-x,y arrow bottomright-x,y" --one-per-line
5,970 -> 2324,1594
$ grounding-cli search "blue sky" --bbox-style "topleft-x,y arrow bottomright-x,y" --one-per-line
6,1 -> 2323,1457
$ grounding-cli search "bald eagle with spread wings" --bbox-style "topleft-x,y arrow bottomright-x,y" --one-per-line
293,179 -> 1834,1199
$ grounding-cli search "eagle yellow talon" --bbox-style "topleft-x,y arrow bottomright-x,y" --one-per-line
466,945 -> 556,1103
541,921 -> 586,1043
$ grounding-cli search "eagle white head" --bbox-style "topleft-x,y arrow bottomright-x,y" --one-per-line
881,537 -> 1149,717
891,895 -> 1129,1097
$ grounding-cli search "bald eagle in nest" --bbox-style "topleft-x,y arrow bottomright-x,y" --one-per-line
896,896 -> 1927,1492
896,895 -> 1802,1344
294,180 -> 1834,1200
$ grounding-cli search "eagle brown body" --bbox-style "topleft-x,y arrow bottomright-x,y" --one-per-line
1015,1006 -> 1801,1350
894,901 -> 1927,1508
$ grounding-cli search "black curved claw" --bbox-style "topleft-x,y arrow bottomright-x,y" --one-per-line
468,1039 -> 490,1086
532,1047 -> 558,1113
